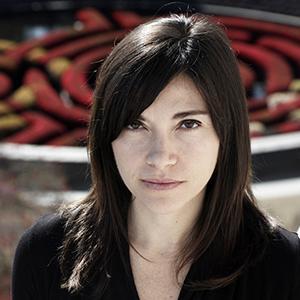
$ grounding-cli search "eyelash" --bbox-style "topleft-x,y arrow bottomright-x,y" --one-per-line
126,119 -> 202,131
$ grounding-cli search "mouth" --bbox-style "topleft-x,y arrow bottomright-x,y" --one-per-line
141,179 -> 184,190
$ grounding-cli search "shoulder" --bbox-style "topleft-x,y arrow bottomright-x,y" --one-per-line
257,226 -> 300,296
266,226 -> 300,263
235,226 -> 299,298
19,213 -> 65,251
14,213 -> 66,269
12,213 -> 68,298
25,212 -> 65,237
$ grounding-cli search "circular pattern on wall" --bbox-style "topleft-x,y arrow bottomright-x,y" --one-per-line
0,8 -> 299,146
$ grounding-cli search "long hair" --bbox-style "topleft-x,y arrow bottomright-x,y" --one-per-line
58,13 -> 275,295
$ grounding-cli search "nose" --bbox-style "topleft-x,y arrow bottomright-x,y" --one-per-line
145,134 -> 178,169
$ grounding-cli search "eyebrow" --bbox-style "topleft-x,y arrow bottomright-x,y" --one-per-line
139,110 -> 208,121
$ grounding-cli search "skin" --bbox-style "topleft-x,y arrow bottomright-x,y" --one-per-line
111,73 -> 220,258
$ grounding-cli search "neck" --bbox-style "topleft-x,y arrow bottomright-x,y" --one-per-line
127,193 -> 204,258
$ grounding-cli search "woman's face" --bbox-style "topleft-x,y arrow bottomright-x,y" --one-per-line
111,74 -> 220,215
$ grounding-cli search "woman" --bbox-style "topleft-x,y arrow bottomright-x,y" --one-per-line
12,13 -> 300,299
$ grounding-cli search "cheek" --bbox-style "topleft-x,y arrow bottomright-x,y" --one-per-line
111,138 -> 142,181
112,138 -> 144,164
183,130 -> 219,152
112,140 -> 128,168
187,136 -> 219,172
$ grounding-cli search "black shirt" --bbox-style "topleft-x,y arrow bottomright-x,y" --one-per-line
12,213 -> 300,299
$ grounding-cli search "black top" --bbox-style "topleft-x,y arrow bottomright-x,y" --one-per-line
12,213 -> 300,300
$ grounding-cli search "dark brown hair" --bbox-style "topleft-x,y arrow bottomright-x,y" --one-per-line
59,13 -> 274,296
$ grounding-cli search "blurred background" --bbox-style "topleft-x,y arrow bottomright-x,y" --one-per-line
0,1 -> 300,298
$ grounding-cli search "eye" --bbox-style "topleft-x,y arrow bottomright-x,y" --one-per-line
180,119 -> 202,129
126,120 -> 144,130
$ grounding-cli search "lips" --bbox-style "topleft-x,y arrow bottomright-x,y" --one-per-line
142,179 -> 182,184
141,179 -> 184,191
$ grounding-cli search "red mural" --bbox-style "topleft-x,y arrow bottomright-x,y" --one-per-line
0,8 -> 300,146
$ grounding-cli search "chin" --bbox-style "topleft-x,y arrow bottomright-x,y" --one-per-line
135,195 -> 188,214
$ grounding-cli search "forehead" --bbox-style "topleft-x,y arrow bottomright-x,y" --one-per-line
141,73 -> 207,117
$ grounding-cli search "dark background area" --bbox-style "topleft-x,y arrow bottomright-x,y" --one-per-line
0,0 -> 300,16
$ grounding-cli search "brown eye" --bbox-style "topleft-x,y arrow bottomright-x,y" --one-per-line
127,120 -> 143,130
180,119 -> 202,129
